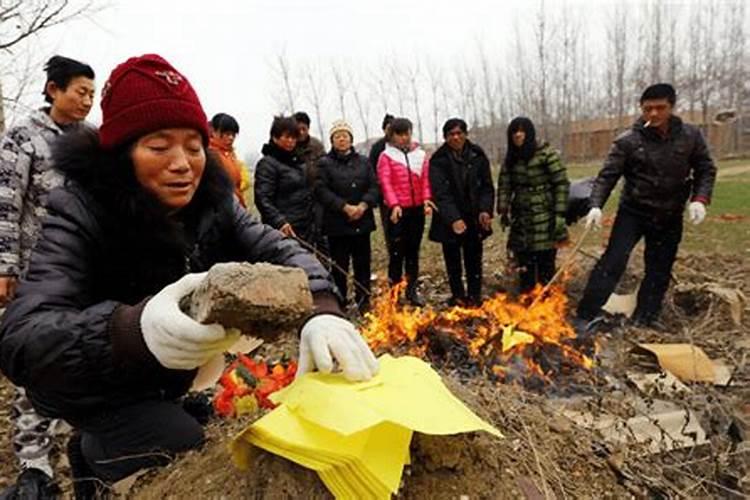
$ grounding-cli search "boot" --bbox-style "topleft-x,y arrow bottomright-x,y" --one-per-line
67,433 -> 102,500
405,282 -> 425,307
0,468 -> 60,500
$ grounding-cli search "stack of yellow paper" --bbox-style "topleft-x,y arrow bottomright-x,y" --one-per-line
231,355 -> 502,499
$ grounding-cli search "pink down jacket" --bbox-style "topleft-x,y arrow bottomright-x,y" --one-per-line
376,143 -> 432,209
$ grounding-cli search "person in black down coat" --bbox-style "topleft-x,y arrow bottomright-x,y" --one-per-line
428,118 -> 494,306
575,83 -> 716,330
0,54 -> 378,497
254,116 -> 318,244
315,120 -> 379,314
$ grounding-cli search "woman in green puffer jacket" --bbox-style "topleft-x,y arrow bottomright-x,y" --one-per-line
496,117 -> 570,293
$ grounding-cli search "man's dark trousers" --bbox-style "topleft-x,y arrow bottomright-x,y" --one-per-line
441,227 -> 483,302
576,206 -> 683,324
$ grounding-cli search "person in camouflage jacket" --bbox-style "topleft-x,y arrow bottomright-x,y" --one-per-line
0,56 -> 95,301
0,55 -> 94,494
496,117 -> 570,293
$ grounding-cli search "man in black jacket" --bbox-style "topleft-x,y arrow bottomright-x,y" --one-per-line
368,113 -> 395,175
428,118 -> 495,306
369,114 -> 395,254
576,84 -> 717,328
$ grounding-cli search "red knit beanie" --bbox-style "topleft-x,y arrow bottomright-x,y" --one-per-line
99,54 -> 208,150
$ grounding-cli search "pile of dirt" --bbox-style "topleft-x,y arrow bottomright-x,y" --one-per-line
133,380 -> 629,499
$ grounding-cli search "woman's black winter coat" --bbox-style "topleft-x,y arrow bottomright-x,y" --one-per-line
0,128 -> 338,422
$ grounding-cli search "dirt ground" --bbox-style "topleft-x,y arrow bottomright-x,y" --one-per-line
1,230 -> 748,498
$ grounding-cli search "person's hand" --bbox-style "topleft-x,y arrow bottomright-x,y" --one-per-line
390,206 -> 403,224
478,212 -> 492,232
688,201 -> 706,225
452,219 -> 467,235
279,223 -> 297,237
584,208 -> 602,229
0,276 -> 17,306
499,212 -> 510,232
554,215 -> 568,242
141,273 -> 241,370
342,204 -> 358,221
349,202 -> 367,221
424,200 -> 436,216
297,314 -> 379,382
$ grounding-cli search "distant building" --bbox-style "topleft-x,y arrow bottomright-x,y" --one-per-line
470,108 -> 748,165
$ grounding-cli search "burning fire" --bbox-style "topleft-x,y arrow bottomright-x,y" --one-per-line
361,283 -> 594,385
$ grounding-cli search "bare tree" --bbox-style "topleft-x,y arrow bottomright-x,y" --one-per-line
369,62 -> 391,116
533,0 -> 552,137
270,48 -> 298,114
605,2 -> 629,131
426,60 -> 444,145
350,71 -> 372,142
0,0 -> 98,132
404,60 -> 424,143
664,5 -> 680,85
476,40 -> 498,127
553,2 -> 580,155
386,60 -> 406,116
330,61 -> 350,120
0,1 -> 95,51
696,1 -> 721,131
302,63 -> 327,144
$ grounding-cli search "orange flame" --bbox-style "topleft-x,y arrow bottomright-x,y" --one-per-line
360,283 -> 594,382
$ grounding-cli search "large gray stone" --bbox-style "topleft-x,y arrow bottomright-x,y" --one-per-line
184,262 -> 313,340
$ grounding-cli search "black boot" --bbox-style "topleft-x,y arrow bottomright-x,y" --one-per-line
67,433 -> 103,500
405,282 -> 425,307
0,468 -> 60,500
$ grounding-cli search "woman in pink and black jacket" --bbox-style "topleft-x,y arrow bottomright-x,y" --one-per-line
376,117 -> 433,306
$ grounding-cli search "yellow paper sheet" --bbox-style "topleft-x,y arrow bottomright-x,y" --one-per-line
232,355 -> 501,500
272,355 -> 502,438
233,404 -> 411,497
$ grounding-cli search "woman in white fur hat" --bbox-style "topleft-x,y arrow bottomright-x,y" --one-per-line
314,120 -> 379,314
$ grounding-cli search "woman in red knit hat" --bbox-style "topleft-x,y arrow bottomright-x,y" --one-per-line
0,54 -> 378,497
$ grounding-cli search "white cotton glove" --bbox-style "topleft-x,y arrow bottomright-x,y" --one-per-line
141,273 -> 241,370
297,314 -> 379,382
688,201 -> 706,225
585,207 -> 603,229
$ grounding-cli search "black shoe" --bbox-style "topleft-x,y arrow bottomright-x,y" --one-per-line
467,295 -> 482,307
182,391 -> 214,425
571,316 -> 604,337
67,433 -> 102,500
0,468 -> 60,500
445,296 -> 465,307
406,288 -> 426,307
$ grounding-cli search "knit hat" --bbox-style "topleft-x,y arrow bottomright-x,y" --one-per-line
99,54 -> 208,150
329,120 -> 354,140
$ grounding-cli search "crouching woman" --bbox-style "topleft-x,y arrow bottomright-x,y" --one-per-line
0,54 -> 377,496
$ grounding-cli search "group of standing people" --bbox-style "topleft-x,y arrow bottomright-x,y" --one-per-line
0,48 -> 717,500
252,111 -> 574,313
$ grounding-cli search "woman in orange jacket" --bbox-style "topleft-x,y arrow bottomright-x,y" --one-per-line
208,113 -> 250,208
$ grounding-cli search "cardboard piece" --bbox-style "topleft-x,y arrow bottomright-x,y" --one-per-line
627,371 -> 691,396
564,401 -> 708,454
634,344 -> 717,383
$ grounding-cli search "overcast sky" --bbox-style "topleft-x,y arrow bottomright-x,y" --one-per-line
6,0 -> 741,158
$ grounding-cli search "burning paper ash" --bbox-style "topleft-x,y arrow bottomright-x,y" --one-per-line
361,282 -> 596,388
